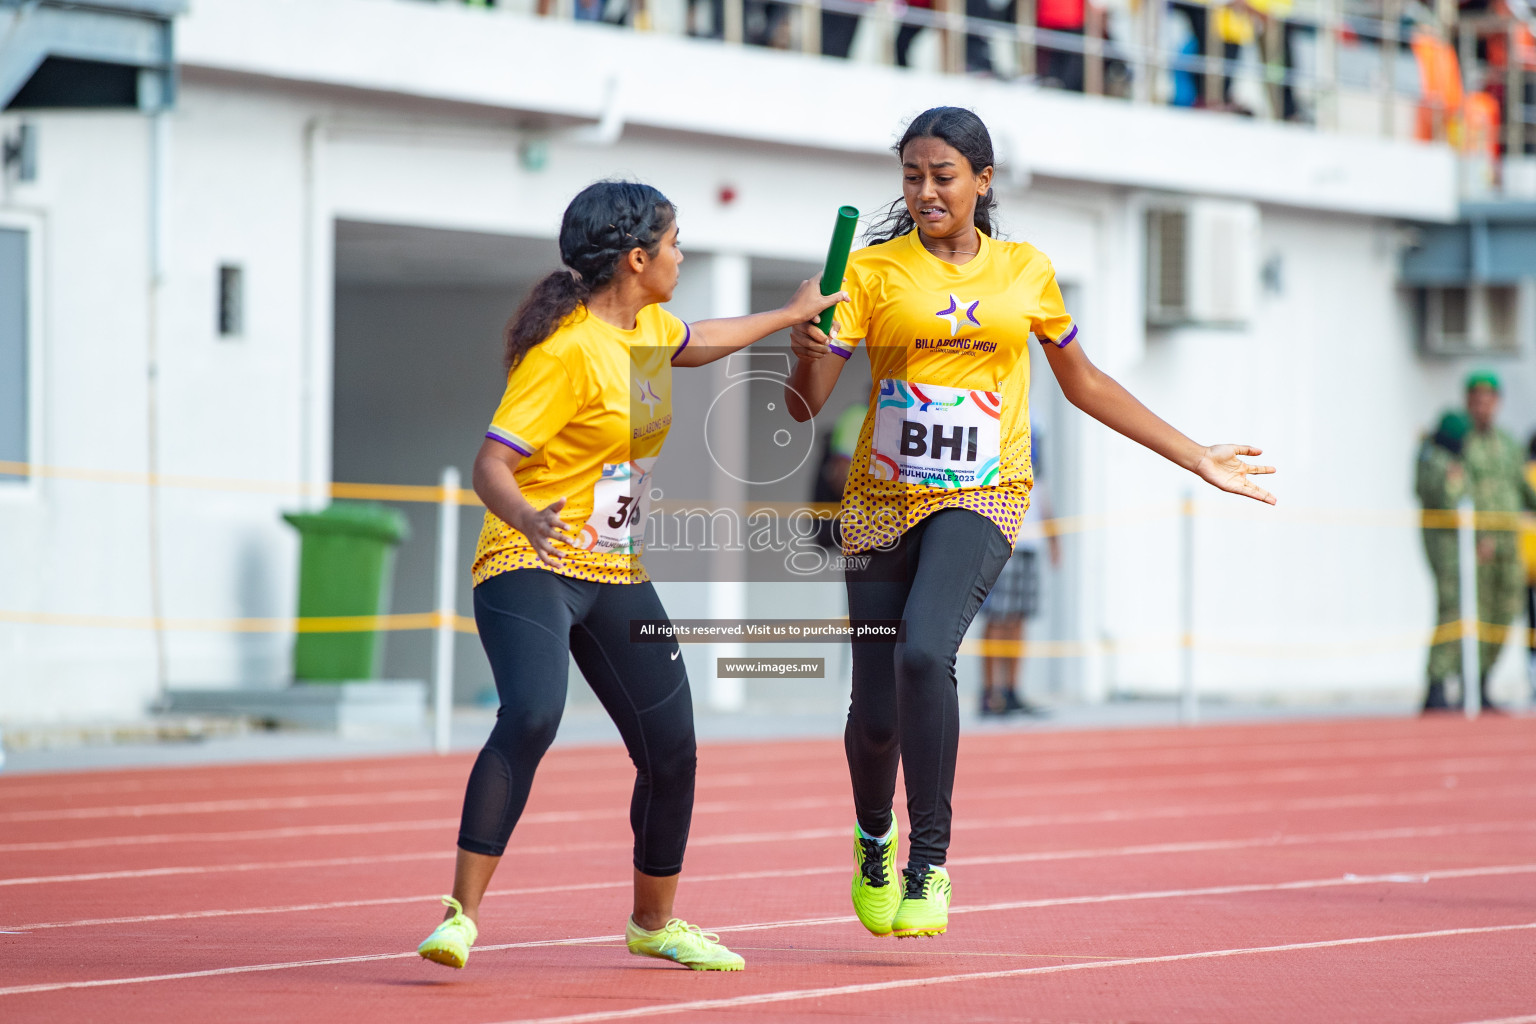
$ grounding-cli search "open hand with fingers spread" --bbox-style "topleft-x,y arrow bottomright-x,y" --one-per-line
514,496 -> 581,569
1193,445 -> 1277,505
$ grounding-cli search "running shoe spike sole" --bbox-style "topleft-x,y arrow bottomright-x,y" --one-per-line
891,865 -> 950,938
626,917 -> 745,971
417,895 -> 478,969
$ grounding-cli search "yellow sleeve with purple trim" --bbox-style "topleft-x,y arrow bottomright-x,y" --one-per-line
662,309 -> 692,362
828,257 -> 876,360
1032,265 -> 1077,348
485,347 -> 582,457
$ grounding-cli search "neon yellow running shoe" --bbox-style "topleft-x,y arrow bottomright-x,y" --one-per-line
850,819 -> 901,936
417,895 -> 478,969
625,917 -> 745,971
891,865 -> 951,938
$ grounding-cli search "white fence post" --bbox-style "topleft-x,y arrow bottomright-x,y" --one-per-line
1457,495 -> 1480,718
433,465 -> 461,753
1180,491 -> 1198,725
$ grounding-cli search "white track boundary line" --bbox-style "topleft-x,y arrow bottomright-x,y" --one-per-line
4,884 -> 1532,1000
6,779 -> 1529,859
6,816 -> 1529,890
2,728 -> 1524,801
481,921 -> 1536,1024
7,746 -> 1536,826
6,822 -> 1529,939
1458,1015 -> 1536,1023
16,825 -> 1529,933
0,789 -> 457,824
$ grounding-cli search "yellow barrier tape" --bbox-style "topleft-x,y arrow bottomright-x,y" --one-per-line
0,461 -> 482,507
0,609 -> 478,634
4,458 -> 1533,531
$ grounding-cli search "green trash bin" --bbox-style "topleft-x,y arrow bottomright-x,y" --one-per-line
282,502 -> 411,682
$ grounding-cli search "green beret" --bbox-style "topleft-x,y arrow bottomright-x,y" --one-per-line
1465,369 -> 1500,393
1436,410 -> 1470,442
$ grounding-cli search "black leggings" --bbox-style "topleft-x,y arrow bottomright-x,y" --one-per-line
458,569 -> 696,876
845,508 -> 1013,867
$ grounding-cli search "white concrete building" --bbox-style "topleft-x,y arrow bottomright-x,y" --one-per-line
1,0 -> 1532,726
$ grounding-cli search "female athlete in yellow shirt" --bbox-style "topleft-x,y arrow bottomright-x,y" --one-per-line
417,180 -> 840,972
787,107 -> 1277,939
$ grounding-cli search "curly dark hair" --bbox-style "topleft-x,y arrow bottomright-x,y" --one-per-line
864,107 -> 998,247
504,180 -> 676,369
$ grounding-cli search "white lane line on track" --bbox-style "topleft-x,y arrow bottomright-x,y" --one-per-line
6,767 -> 1534,857
1457,1016 -> 1536,1023
483,921 -> 1536,1024
3,877 -> 1533,999
0,727 -> 1529,816
8,822 -> 1534,928
0,818 -> 462,854
6,752 -> 1529,841
0,789 -> 458,824
6,813 -> 1534,890
21,859 -> 1523,939
3,724 -> 1526,803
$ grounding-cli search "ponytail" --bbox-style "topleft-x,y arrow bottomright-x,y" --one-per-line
865,106 -> 998,247
503,179 -> 676,370
503,270 -> 591,371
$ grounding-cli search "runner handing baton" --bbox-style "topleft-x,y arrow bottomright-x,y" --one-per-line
785,107 -> 1276,939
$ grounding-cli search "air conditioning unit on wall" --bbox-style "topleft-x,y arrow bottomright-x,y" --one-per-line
1417,282 -> 1530,356
1146,200 -> 1259,327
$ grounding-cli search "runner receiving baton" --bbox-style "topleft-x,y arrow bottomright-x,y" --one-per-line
417,180 -> 842,972
785,107 -> 1276,939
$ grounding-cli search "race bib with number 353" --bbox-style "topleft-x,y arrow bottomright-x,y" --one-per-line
577,459 -> 656,553
869,379 -> 1003,489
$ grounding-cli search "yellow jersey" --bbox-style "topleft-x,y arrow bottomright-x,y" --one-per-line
472,303 -> 688,586
828,230 -> 1075,555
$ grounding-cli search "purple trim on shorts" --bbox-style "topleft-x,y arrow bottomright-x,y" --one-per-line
485,431 -> 533,457
1047,324 -> 1078,349
671,322 -> 691,363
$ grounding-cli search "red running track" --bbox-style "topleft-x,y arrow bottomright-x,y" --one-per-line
2,716 -> 1535,1023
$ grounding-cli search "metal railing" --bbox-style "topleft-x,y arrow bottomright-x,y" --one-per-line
429,0 -> 1536,194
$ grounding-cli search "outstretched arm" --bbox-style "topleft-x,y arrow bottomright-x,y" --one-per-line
1042,337 -> 1277,505
672,279 -> 845,368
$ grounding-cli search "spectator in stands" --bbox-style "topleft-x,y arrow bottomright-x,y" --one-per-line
1035,0 -> 1087,90
1483,0 -> 1536,155
962,0 -> 1094,85
1460,371 -> 1536,711
1171,0 -> 1293,114
977,434 -> 1060,716
891,0 -> 934,67
1416,410 -> 1469,712
1171,0 -> 1240,107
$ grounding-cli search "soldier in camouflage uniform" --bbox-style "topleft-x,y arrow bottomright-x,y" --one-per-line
1417,410 -> 1469,712
1460,371 -> 1536,711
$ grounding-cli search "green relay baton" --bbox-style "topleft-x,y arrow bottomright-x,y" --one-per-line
816,206 -> 859,335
